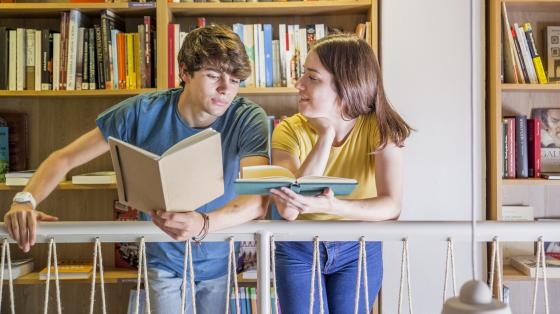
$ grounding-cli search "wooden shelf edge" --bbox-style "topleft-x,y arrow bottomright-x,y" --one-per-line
501,83 -> 560,92
502,178 -> 560,186
503,264 -> 560,281
0,181 -> 117,191
0,89 -> 156,97
239,87 -> 298,95
12,268 -> 138,285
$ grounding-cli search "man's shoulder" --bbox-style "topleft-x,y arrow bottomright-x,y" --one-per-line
228,96 -> 267,121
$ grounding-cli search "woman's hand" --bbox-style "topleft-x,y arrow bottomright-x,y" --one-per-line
270,187 -> 335,216
307,117 -> 335,139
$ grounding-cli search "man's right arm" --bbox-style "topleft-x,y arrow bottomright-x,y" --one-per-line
4,127 -> 109,252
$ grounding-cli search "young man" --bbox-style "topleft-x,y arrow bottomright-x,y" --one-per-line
4,25 -> 270,313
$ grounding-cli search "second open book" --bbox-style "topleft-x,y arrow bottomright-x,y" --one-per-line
235,165 -> 357,195
108,129 -> 224,213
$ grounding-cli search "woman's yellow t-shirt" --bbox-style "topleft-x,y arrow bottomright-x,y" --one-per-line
271,113 -> 380,221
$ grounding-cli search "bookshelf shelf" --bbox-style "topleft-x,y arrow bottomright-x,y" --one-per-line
501,83 -> 560,92
0,89 -> 156,97
504,264 -> 560,281
168,0 -> 372,17
239,87 -> 298,96
12,268 -> 138,285
502,178 -> 560,186
0,3 -> 155,17
0,182 -> 117,190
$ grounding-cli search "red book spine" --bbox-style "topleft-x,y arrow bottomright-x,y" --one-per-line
505,117 -> 516,178
534,118 -> 541,178
168,24 -> 175,88
527,118 -> 542,178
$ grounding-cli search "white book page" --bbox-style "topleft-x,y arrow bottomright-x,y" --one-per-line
296,176 -> 357,184
162,128 -> 217,157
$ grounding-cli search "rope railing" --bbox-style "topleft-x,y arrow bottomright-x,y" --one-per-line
0,220 -> 558,313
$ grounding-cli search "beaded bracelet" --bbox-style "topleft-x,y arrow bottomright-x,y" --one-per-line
192,211 -> 209,243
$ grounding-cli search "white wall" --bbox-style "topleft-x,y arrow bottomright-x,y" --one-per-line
380,0 -> 486,312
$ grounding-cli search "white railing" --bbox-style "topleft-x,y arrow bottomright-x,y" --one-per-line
1,220 -> 559,313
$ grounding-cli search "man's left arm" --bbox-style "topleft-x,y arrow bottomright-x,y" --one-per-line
152,156 -> 269,241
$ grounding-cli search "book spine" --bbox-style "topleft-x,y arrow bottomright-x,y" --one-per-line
88,28 -> 96,90
16,28 -> 26,91
502,119 -> 507,178
94,24 -> 105,89
0,27 -> 7,90
138,25 -> 146,89
523,23 -> 548,84
75,27 -> 85,90
167,23 -> 175,88
505,117 -> 516,178
144,16 -> 152,88
25,28 -> 35,91
511,27 -> 529,83
8,30 -> 16,91
41,30 -> 52,90
111,29 -> 119,89
81,29 -> 89,90
52,33 -> 60,91
59,12 -> 68,90
515,115 -> 528,178
66,10 -> 80,90
34,30 -> 41,91
263,24 -> 273,87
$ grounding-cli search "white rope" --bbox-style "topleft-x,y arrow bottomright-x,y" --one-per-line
398,238 -> 413,314
224,237 -> 240,314
354,237 -> 370,314
271,235 -> 279,314
309,236 -> 324,314
89,238 -> 107,314
135,237 -> 151,314
181,240 -> 196,314
488,237 -> 503,302
532,237 -> 549,314
0,238 -> 15,314
442,238 -> 457,304
43,237 -> 62,314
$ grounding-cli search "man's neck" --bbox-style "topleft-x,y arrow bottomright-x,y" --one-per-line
177,89 -> 217,128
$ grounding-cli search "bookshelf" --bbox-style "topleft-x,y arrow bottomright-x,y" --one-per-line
487,0 -> 560,285
0,0 -> 378,312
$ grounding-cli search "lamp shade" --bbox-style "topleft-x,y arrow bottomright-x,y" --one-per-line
442,280 -> 511,314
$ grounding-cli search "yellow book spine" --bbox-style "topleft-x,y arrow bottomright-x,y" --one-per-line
126,33 -> 134,89
532,56 -> 548,84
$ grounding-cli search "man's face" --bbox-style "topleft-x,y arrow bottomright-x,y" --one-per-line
182,66 -> 242,118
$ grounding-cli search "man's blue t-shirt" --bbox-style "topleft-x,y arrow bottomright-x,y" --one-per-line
96,88 -> 269,280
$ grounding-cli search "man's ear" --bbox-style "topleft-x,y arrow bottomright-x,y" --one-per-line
179,63 -> 191,85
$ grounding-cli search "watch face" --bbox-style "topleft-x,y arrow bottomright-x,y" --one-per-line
14,192 -> 31,203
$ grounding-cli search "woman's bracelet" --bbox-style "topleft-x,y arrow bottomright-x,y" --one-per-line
192,211 -> 209,243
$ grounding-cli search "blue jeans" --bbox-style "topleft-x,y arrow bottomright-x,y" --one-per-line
148,267 -> 228,314
275,241 -> 383,314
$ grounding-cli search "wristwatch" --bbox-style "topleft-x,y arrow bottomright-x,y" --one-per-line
13,192 -> 37,210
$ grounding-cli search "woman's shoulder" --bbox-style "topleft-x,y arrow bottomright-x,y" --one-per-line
277,113 -> 310,133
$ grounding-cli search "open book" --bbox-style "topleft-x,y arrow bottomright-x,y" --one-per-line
234,165 -> 357,195
108,129 -> 224,213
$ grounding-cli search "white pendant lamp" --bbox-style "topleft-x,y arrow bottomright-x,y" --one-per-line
442,0 -> 511,313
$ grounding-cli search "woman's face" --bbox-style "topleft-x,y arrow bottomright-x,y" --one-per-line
295,51 -> 341,119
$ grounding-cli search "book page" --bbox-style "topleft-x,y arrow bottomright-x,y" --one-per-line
296,176 -> 357,184
240,165 -> 296,180
162,128 -> 218,157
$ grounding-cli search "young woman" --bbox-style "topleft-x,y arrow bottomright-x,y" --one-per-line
270,34 -> 412,313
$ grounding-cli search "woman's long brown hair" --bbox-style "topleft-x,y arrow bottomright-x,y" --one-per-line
312,34 -> 413,149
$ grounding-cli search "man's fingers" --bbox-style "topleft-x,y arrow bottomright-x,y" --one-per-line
10,216 -> 19,244
16,212 -> 28,252
36,212 -> 58,222
4,216 -> 13,240
28,214 -> 36,246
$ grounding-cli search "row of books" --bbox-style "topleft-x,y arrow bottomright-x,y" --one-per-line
501,3 -> 559,84
230,287 -> 280,314
168,21 -> 367,89
502,108 -> 560,179
0,112 -> 29,182
0,10 -> 155,91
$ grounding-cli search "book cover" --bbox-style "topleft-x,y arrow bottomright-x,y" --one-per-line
0,118 -> 8,182
39,264 -> 93,280
113,200 -> 139,269
532,108 -> 560,172
545,26 -> 560,83
108,128 -> 224,213
3,258 -> 33,279
527,118 -> 541,178
235,165 -> 357,196
0,112 -> 29,171
510,255 -> 560,278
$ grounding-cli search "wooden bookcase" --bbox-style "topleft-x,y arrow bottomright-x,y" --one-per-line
0,0 -> 378,312
487,0 -> 560,285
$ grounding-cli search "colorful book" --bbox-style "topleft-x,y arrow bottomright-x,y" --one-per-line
235,165 -> 357,195
39,264 -> 93,280
532,108 -> 560,172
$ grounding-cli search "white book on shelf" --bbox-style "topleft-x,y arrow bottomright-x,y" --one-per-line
510,255 -> 560,278
8,30 -> 16,91
16,28 -> 26,91
5,170 -> 35,186
52,33 -> 60,91
3,258 -> 34,279
66,10 -> 81,90
34,30 -> 41,91
514,23 -> 537,84
72,171 -> 116,185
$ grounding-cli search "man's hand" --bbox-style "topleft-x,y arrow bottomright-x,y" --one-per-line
151,210 -> 205,241
270,187 -> 336,216
4,203 -> 58,252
